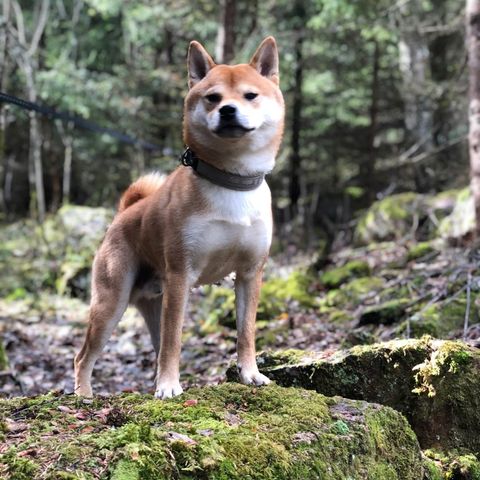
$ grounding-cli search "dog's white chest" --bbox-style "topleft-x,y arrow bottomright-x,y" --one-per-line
183,181 -> 272,284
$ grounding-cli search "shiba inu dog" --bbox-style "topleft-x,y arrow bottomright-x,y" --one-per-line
74,37 -> 285,399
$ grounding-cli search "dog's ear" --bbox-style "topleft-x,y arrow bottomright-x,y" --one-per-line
249,36 -> 279,85
188,41 -> 216,89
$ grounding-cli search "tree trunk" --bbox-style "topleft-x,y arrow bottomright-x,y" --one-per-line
215,0 -> 236,64
12,0 -> 49,221
23,61 -> 46,221
288,30 -> 304,219
361,40 -> 380,200
397,1 -> 435,192
57,121 -> 74,206
0,0 -> 12,215
467,0 -> 480,237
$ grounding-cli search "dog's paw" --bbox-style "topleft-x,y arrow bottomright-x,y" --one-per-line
74,385 -> 93,398
155,381 -> 183,400
239,368 -> 271,387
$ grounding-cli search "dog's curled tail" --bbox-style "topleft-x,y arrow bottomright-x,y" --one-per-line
118,173 -> 166,213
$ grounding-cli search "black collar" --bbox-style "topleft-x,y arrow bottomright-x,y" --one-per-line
180,148 -> 265,191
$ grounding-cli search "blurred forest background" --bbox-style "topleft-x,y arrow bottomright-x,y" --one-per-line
1,0 -> 479,400
0,0 -> 468,245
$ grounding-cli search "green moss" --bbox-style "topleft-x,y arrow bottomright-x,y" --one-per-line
0,384 -> 424,480
407,241 -> 437,261
254,339 -> 480,454
320,260 -> 371,289
0,206 -> 113,299
0,336 -> 8,370
437,187 -> 475,241
1,449 -> 38,479
258,270 -> 318,319
359,299 -> 410,325
407,295 -> 474,338
424,450 -> 480,480
355,192 -> 424,244
412,341 -> 472,397
199,271 -> 317,330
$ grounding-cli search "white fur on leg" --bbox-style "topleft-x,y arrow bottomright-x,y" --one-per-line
238,367 -> 271,386
155,380 -> 183,399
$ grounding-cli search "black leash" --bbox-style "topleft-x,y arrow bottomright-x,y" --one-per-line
0,91 -> 163,152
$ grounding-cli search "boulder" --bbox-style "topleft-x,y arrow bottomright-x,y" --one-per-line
0,205 -> 113,299
437,188 -> 475,242
0,384 -> 424,479
231,338 -> 480,454
354,190 -> 459,245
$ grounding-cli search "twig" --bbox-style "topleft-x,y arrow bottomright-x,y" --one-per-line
464,271 -> 472,341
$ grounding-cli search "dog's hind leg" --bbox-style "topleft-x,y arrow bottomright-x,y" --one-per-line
74,234 -> 136,397
135,296 -> 163,360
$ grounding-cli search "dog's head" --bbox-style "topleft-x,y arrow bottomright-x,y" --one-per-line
183,37 -> 284,170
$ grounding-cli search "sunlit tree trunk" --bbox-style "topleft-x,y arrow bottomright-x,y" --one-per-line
360,40 -> 380,201
0,0 -> 12,216
289,29 -> 303,219
467,0 -> 480,237
12,0 -> 49,221
215,0 -> 236,64
397,1 -> 434,192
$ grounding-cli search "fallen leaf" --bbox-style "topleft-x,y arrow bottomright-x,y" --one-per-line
165,431 -> 197,446
58,405 -> 75,414
183,399 -> 198,407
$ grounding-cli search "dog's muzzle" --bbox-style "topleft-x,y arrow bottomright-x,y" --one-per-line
214,104 -> 254,138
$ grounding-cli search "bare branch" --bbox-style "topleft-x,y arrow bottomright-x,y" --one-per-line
11,0 -> 25,46
27,0 -> 50,57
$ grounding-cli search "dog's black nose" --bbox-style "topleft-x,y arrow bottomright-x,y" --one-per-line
219,104 -> 237,118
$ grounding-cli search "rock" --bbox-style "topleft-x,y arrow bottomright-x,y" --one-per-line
406,241 -> 438,261
236,338 -> 480,454
359,299 -> 410,325
354,191 -> 459,245
0,384 -> 423,479
423,450 -> 480,480
320,260 -> 371,289
437,188 -> 475,242
0,206 -> 113,299
199,270 -> 318,331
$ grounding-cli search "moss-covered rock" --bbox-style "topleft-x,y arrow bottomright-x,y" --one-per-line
397,295 -> 475,339
359,299 -> 410,325
437,188 -> 475,242
0,384 -> 423,479
199,271 -> 317,330
355,190 -> 459,245
0,206 -> 113,300
424,450 -> 480,480
320,260 -> 371,289
236,338 -> 480,453
407,241 -> 438,261
355,193 -> 425,245
0,336 -> 8,371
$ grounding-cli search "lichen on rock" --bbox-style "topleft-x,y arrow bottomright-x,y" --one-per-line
0,384 -> 424,479
242,338 -> 480,454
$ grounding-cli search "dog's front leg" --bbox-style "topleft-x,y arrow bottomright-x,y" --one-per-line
155,272 -> 189,399
235,270 -> 271,386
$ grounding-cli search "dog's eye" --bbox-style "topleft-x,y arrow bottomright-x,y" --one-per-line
244,92 -> 258,100
205,93 -> 222,103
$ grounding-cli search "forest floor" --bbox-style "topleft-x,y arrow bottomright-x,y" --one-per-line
1,238 -> 479,399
